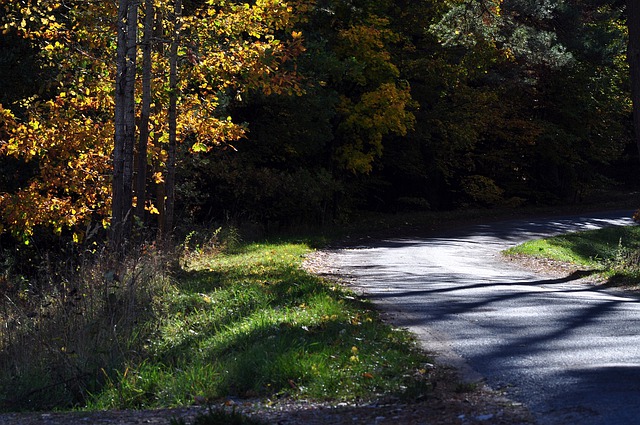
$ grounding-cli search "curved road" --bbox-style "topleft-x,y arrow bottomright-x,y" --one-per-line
331,211 -> 639,425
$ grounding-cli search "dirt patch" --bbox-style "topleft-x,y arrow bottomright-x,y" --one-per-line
0,374 -> 534,424
501,253 -> 593,279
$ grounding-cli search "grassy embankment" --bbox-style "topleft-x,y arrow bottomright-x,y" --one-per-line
504,225 -> 640,284
90,239 -> 433,409
0,230 -> 434,416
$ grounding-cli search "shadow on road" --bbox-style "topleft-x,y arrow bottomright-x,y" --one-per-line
333,211 -> 640,424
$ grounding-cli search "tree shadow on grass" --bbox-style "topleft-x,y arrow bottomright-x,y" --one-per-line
175,268 -> 229,293
141,310 -> 434,405
142,262 -> 433,406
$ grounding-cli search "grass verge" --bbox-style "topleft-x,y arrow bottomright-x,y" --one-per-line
84,238 -> 433,410
504,225 -> 640,283
0,234 -> 434,412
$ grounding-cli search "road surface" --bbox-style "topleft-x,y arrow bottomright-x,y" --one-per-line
330,211 -> 639,425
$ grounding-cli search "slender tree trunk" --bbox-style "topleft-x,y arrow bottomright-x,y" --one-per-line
162,0 -> 182,238
122,1 -> 139,236
112,0 -> 130,248
154,8 -> 165,55
628,0 -> 640,158
112,0 -> 138,250
136,0 -> 154,222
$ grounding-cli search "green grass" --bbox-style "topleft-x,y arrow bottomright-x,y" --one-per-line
504,225 -> 640,283
87,240 -> 433,410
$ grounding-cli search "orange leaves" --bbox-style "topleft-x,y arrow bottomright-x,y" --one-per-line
2,0 -> 64,40
182,0 -> 306,98
0,104 -> 17,143
164,0 -> 307,153
0,91 -> 113,240
191,0 -> 293,40
0,0 -> 310,241
0,2 -> 129,239
362,83 -> 415,136
484,0 -> 504,22
327,11 -> 416,175
180,113 -> 246,153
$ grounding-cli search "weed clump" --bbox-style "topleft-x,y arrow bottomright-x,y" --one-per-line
0,244 -> 172,411
170,406 -> 266,425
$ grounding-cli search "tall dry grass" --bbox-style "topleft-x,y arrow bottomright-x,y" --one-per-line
0,243 -> 172,411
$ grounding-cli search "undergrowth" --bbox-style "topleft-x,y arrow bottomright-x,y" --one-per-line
0,243 -> 171,411
0,228 -> 434,412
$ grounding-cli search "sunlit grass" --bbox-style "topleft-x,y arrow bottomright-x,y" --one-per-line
88,241 -> 433,409
504,225 -> 640,283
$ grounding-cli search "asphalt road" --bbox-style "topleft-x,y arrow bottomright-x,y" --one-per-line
331,211 -> 639,425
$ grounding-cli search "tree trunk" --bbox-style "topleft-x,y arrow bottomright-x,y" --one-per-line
628,0 -> 640,158
112,0 -> 138,250
136,0 -> 154,222
162,0 -> 182,238
122,0 -> 139,236
112,0 -> 130,248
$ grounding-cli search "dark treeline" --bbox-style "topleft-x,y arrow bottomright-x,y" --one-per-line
0,0 -> 636,245
175,0 -> 635,229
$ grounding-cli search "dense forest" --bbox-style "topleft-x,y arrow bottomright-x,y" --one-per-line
0,0 -> 637,248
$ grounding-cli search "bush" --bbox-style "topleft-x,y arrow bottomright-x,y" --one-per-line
177,154 -> 339,229
0,244 -> 172,411
461,175 -> 505,206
